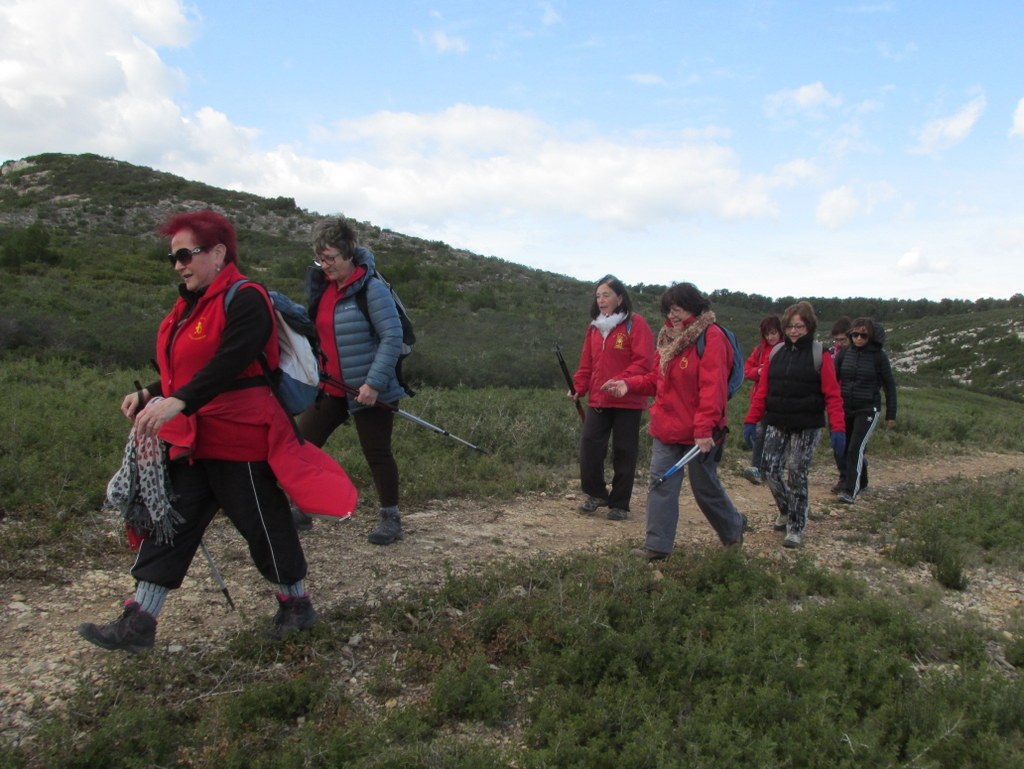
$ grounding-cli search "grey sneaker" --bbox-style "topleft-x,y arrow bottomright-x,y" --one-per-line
368,509 -> 403,545
577,496 -> 608,514
837,493 -> 856,504
607,508 -> 630,521
272,595 -> 317,639
632,547 -> 670,562
783,531 -> 803,548
742,467 -> 762,485
290,502 -> 314,531
773,514 -> 788,532
78,601 -> 156,653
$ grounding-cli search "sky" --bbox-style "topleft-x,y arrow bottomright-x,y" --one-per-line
2,1 -> 1023,301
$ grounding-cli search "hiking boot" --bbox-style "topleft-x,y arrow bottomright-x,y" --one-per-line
272,595 -> 317,639
78,601 -> 156,653
291,502 -> 314,532
783,531 -> 803,549
837,493 -> 856,504
577,496 -> 608,514
632,547 -> 670,562
607,508 -> 630,521
368,509 -> 403,545
773,514 -> 788,532
742,467 -> 762,485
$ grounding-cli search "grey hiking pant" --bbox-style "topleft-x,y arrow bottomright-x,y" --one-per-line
761,426 -> 821,536
645,438 -> 745,553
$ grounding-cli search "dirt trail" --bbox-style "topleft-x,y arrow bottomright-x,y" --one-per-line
3,451 -> 1024,742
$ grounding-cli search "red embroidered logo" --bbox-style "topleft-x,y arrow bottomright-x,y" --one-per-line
189,317 -> 208,341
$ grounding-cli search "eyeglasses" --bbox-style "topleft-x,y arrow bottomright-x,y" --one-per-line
167,246 -> 205,267
313,252 -> 339,267
785,323 -> 807,331
850,331 -> 869,340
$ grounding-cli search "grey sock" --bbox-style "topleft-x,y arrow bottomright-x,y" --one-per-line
134,581 -> 168,617
276,580 -> 306,598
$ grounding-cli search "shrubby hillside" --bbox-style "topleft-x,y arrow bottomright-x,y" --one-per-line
1,152 -> 1021,399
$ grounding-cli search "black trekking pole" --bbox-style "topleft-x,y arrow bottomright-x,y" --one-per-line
327,377 -> 489,454
554,343 -> 586,423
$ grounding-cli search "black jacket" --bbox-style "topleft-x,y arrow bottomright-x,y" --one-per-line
765,334 -> 827,431
836,326 -> 897,420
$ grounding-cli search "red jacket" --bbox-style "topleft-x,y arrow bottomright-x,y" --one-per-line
744,338 -> 775,383
572,314 -> 655,409
624,318 -> 731,444
156,263 -> 358,518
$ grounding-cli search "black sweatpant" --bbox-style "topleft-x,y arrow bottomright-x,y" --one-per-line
297,394 -> 399,508
579,406 -> 643,511
131,458 -> 307,589
842,407 -> 879,497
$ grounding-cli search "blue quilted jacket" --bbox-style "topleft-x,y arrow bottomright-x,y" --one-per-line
305,246 -> 408,411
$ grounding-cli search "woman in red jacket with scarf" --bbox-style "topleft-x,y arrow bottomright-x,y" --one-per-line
604,282 -> 746,559
79,211 -> 357,653
570,275 -> 655,521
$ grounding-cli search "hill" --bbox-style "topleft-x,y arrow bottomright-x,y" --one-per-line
1,152 -> 1022,399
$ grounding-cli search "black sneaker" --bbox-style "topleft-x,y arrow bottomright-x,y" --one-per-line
606,508 -> 630,521
272,595 -> 318,639
577,496 -> 608,514
367,510 -> 403,545
78,601 -> 157,653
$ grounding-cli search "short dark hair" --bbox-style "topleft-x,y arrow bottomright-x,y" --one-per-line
759,315 -> 782,339
159,210 -> 238,264
830,316 -> 852,336
311,218 -> 359,260
590,275 -> 633,320
660,282 -> 709,317
849,317 -> 876,342
781,300 -> 818,336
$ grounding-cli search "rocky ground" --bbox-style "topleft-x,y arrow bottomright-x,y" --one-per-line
2,451 -> 1023,744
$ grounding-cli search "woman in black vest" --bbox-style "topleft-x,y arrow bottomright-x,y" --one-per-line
743,301 -> 845,548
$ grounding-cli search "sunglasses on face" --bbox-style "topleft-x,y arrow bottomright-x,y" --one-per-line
167,246 -> 205,267
850,331 -> 869,340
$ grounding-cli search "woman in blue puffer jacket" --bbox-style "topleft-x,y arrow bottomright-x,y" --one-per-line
297,218 -> 409,545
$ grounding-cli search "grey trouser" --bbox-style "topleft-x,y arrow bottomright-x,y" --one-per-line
645,438 -> 745,553
761,426 -> 821,535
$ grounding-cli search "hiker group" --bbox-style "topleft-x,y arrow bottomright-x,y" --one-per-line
79,208 -> 897,652
569,277 -> 897,559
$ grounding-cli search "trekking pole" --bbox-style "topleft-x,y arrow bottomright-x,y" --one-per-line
199,541 -> 236,610
649,428 -> 728,491
327,377 -> 490,454
554,343 -> 586,423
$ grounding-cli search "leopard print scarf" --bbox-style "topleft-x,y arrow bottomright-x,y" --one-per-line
656,310 -> 716,372
106,398 -> 182,545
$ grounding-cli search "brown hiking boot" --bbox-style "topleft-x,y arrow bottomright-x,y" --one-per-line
78,601 -> 156,653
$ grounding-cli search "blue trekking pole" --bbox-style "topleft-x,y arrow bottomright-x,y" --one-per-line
649,427 -> 728,491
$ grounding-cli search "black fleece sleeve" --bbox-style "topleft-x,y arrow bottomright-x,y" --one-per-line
171,287 -> 273,415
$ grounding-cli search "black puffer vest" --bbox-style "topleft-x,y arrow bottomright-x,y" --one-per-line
765,334 -> 825,431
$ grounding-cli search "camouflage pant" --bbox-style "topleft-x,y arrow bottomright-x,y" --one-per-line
761,426 -> 821,535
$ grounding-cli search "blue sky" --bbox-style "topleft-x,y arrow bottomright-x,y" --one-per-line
2,1 -> 1023,300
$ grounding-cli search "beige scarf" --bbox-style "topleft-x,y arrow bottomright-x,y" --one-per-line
656,310 -> 716,372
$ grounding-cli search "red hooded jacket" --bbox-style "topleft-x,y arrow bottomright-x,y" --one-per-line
155,263 -> 357,518
624,317 -> 731,445
573,314 -> 655,409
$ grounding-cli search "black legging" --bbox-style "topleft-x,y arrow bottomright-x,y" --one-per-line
296,394 -> 399,508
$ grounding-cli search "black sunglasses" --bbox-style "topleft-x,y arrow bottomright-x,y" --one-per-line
849,331 -> 869,340
167,246 -> 205,267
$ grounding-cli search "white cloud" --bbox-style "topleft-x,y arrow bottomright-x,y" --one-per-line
895,246 -> 951,275
764,82 -> 842,117
817,186 -> 862,228
539,1 -> 561,26
1011,97 -> 1024,139
910,94 -> 986,155
628,73 -> 666,86
430,31 -> 468,54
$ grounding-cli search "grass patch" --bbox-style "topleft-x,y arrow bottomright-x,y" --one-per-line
13,550 -> 1024,768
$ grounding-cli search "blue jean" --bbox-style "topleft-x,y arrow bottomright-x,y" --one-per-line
645,438 -> 745,553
